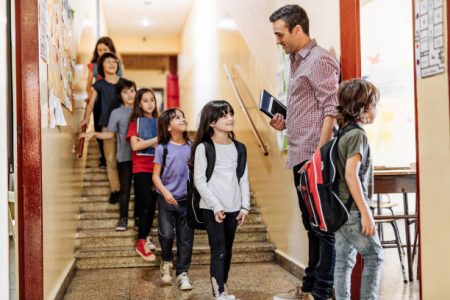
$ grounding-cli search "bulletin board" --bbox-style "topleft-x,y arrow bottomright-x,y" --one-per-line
39,0 -> 75,127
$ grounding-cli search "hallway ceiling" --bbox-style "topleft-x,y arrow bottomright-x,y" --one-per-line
103,0 -> 193,38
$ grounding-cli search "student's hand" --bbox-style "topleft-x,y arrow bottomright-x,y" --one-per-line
215,211 -> 226,223
79,119 -> 88,130
236,211 -> 247,226
361,213 -> 376,236
163,192 -> 178,206
269,113 -> 286,131
78,132 -> 95,141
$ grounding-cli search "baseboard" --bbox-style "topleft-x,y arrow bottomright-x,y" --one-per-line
54,260 -> 77,300
274,250 -> 305,279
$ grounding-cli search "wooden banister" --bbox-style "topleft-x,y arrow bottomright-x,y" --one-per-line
223,65 -> 269,156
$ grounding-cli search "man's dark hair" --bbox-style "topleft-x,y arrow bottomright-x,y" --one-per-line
269,4 -> 309,35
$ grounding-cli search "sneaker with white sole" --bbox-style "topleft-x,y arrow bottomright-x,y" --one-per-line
115,218 -> 128,231
160,261 -> 173,284
177,272 -> 193,290
214,292 -> 235,300
135,239 -> 156,261
146,236 -> 156,250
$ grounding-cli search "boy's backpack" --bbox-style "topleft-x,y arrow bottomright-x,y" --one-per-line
298,123 -> 361,233
187,139 -> 247,230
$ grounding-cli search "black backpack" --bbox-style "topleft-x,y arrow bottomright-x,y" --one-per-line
187,139 -> 247,230
298,123 -> 361,233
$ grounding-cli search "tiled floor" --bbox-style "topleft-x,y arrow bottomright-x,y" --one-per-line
63,253 -> 420,300
63,262 -> 300,300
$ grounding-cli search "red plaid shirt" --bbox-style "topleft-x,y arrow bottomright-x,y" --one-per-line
285,39 -> 340,169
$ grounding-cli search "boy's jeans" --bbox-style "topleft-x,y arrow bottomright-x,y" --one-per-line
334,211 -> 384,300
157,196 -> 194,275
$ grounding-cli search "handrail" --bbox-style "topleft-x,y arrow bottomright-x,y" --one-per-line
76,101 -> 89,158
223,65 -> 269,156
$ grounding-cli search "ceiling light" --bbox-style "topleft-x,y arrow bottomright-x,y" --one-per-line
144,0 -> 151,4
141,19 -> 150,27
217,18 -> 237,31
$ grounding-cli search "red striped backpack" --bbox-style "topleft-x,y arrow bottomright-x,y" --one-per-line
298,123 -> 360,232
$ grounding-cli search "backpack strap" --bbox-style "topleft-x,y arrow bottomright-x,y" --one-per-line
337,122 -> 362,137
161,143 -> 169,176
203,140 -> 215,182
233,140 -> 247,181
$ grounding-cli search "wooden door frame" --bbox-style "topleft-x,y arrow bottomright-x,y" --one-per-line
339,0 -> 422,299
15,0 -> 43,299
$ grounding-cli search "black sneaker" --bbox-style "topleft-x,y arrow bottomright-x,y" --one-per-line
99,158 -> 106,169
115,218 -> 128,231
108,192 -> 120,204
134,217 -> 139,230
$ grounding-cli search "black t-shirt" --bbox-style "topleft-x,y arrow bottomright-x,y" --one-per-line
93,78 -> 122,127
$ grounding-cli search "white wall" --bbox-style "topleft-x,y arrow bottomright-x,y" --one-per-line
179,0 -> 341,268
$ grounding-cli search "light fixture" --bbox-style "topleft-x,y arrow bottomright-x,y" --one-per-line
141,19 -> 150,27
217,17 -> 237,31
144,0 -> 151,4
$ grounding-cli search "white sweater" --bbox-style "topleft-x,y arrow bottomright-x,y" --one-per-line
194,143 -> 250,215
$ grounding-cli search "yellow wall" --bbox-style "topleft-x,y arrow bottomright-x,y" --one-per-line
416,1 -> 450,298
42,1 -> 98,298
179,0 -> 340,268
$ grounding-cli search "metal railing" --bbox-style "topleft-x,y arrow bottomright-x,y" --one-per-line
223,65 -> 269,156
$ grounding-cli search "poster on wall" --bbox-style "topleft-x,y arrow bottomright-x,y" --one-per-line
44,0 -> 75,116
38,0 -> 48,62
414,0 -> 445,78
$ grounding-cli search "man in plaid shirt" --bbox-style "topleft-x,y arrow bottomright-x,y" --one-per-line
270,5 -> 340,300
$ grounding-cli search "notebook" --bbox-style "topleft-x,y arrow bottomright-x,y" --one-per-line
259,90 -> 287,119
136,117 -> 157,156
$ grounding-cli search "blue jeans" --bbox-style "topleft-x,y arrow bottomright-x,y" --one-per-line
157,196 -> 194,275
334,211 -> 384,300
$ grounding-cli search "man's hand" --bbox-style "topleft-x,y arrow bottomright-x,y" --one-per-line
270,113 -> 285,131
215,211 -> 226,223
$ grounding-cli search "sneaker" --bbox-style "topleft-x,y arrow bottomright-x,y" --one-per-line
135,239 -> 156,261
99,159 -> 106,169
177,272 -> 193,290
214,293 -> 235,300
146,236 -> 156,250
115,218 -> 128,231
160,261 -> 173,284
274,286 -> 311,300
134,217 -> 139,230
108,192 -> 119,204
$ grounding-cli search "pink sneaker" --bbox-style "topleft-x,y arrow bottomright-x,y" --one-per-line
136,239 -> 156,261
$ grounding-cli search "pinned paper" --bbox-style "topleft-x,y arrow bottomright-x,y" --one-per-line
49,89 -> 67,128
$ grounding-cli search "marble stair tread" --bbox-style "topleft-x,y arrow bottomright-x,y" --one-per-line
79,195 -> 255,207
75,241 -> 276,258
79,207 -> 261,219
77,223 -> 267,238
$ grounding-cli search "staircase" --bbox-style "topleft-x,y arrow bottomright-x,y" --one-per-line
74,140 -> 276,269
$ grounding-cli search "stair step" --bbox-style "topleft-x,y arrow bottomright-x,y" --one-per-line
76,224 -> 268,248
75,242 -> 275,269
78,211 -> 262,229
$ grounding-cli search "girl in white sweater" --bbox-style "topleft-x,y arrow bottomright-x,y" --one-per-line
190,100 -> 250,300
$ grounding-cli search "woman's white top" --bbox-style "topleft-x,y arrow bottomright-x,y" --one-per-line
194,142 -> 250,215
